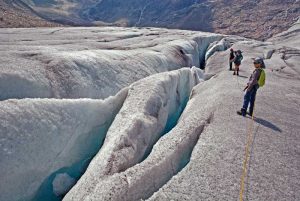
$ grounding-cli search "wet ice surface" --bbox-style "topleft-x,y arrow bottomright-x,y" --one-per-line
1,24 -> 300,201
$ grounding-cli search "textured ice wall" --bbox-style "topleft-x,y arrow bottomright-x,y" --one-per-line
205,38 -> 231,61
64,105 -> 212,201
0,89 -> 127,201
0,27 -> 223,100
63,67 -> 204,201
0,27 -> 225,201
191,34 -> 225,67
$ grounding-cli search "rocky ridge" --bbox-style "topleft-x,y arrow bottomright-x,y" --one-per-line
0,0 -> 60,28
1,0 -> 299,40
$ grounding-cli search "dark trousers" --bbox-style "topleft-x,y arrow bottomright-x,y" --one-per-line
229,61 -> 233,70
242,85 -> 258,116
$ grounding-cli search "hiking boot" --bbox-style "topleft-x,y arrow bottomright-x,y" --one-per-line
247,111 -> 253,117
237,108 -> 246,116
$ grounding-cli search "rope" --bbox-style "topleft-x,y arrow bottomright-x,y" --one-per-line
235,74 -> 244,91
234,68 -> 259,200
239,103 -> 256,201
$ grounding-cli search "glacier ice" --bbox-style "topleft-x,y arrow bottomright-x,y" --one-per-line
0,21 -> 299,201
146,21 -> 300,200
0,27 -> 223,100
0,26 -> 226,201
205,38 -> 231,61
0,23 -> 299,201
63,67 -> 204,200
0,89 -> 127,201
53,173 -> 76,197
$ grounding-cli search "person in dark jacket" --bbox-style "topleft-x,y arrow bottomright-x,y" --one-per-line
237,58 -> 263,116
233,50 -> 243,75
229,48 -> 235,71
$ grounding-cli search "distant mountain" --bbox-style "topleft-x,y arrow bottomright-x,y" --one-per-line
2,0 -> 300,40
0,0 -> 60,28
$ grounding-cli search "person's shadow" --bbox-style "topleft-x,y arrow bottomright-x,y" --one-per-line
246,116 -> 282,132
238,75 -> 248,78
244,117 -> 281,200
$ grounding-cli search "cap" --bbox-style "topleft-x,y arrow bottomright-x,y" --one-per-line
253,57 -> 263,64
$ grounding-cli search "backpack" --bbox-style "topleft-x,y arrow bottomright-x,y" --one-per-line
258,68 -> 266,87
239,54 -> 243,62
234,52 -> 243,64
237,54 -> 243,62
260,59 -> 266,69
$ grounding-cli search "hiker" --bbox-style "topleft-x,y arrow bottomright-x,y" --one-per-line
233,50 -> 243,75
229,48 -> 235,71
237,57 -> 266,117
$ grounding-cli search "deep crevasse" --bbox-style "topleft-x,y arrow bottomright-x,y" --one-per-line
0,90 -> 128,201
0,27 -> 223,100
0,27 -> 228,201
63,67 -> 204,200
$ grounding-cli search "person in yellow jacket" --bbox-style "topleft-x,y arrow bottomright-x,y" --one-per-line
237,58 -> 265,116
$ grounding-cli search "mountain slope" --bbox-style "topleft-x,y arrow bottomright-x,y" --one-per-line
9,0 -> 300,40
0,0 -> 60,27
210,0 -> 300,40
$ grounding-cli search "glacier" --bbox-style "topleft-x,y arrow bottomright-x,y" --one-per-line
0,27 -> 222,100
0,22 -> 300,201
147,21 -> 300,201
0,27 -> 219,201
0,90 -> 127,201
63,67 -> 203,200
